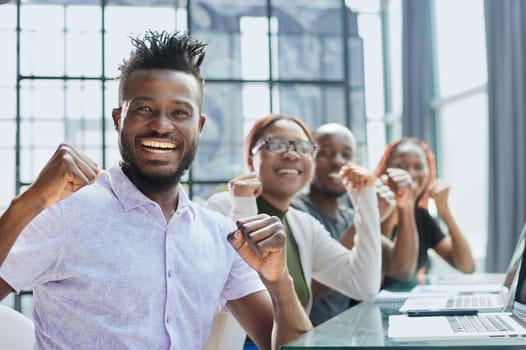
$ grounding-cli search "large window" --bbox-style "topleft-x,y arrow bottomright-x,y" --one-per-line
0,0 -> 490,315
432,0 -> 488,266
1,0 -> 366,314
190,0 -> 367,199
350,0 -> 488,270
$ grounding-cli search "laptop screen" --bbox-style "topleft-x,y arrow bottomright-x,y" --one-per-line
503,222 -> 526,289
513,230 -> 526,311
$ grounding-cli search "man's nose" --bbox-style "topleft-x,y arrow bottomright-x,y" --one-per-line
333,152 -> 348,165
149,111 -> 174,132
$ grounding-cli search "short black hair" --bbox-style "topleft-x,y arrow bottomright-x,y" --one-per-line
118,30 -> 207,106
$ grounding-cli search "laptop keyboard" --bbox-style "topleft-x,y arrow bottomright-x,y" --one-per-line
448,314 -> 514,333
447,295 -> 495,308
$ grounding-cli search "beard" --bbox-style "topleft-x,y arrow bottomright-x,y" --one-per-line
119,138 -> 198,193
322,186 -> 347,198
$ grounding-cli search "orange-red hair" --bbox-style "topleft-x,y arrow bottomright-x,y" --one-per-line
375,137 -> 436,208
243,113 -> 315,171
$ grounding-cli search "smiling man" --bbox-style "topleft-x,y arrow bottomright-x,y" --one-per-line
0,31 -> 311,350
292,123 -> 418,326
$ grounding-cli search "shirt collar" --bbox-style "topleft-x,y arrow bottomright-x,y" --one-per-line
107,164 -> 191,213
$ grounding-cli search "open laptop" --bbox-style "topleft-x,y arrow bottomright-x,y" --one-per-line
399,222 -> 526,313
388,230 -> 526,341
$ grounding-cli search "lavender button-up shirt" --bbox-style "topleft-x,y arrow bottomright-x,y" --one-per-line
0,165 -> 264,349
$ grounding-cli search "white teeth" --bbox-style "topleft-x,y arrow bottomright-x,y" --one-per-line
141,140 -> 176,150
328,172 -> 341,179
277,169 -> 299,175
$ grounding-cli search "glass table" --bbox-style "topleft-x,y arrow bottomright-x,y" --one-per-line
282,273 -> 526,349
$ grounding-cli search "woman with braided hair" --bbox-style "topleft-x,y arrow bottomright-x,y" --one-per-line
376,137 -> 475,285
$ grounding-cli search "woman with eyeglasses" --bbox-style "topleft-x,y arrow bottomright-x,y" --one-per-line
205,114 -> 381,323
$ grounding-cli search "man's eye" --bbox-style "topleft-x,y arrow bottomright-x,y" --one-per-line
174,109 -> 190,117
137,106 -> 152,112
318,149 -> 334,157
342,152 -> 353,160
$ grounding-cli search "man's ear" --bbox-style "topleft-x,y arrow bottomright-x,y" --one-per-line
198,114 -> 206,134
111,108 -> 122,131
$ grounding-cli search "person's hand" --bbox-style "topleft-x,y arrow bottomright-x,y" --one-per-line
27,143 -> 101,209
375,179 -> 396,222
383,168 -> 414,208
227,214 -> 287,283
228,173 -> 263,198
339,164 -> 375,192
430,179 -> 450,214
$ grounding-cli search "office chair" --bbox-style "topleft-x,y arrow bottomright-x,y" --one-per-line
0,304 -> 35,350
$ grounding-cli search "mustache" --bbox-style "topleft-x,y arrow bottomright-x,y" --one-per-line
137,132 -> 176,142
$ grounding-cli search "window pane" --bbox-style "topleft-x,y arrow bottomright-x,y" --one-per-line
104,30 -> 135,79
66,31 -> 102,76
0,150 -> 15,210
105,5 -> 177,33
276,84 -> 345,129
366,119 -> 386,168
348,36 -> 364,88
20,120 -> 64,148
104,5 -> 178,77
0,3 -> 16,30
0,88 -> 16,121
0,32 -> 16,85
0,120 -> 16,147
65,81 -> 102,122
20,4 -> 63,30
242,84 -> 271,122
349,89 -> 366,137
20,30 -> 64,76
357,12 -> 384,119
194,82 -> 246,181
240,17 -> 270,80
273,0 -> 344,80
434,0 -> 487,97
65,119 -> 103,148
347,0 -> 381,13
386,0 -> 403,115
20,80 -> 65,121
190,0 -> 267,80
66,5 -> 101,31
438,92 -> 488,259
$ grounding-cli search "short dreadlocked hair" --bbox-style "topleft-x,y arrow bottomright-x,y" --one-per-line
118,30 -> 207,107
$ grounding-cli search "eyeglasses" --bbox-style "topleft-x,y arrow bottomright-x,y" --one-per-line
251,136 -> 318,156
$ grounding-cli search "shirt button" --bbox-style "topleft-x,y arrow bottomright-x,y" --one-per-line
166,316 -> 172,324
167,270 -> 174,278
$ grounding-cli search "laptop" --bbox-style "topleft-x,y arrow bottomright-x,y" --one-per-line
388,230 -> 526,341
398,222 -> 526,313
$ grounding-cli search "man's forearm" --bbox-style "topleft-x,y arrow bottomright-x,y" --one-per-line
264,274 -> 312,350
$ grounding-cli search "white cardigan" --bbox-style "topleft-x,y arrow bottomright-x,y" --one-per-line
205,187 -> 382,312
201,187 -> 381,350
